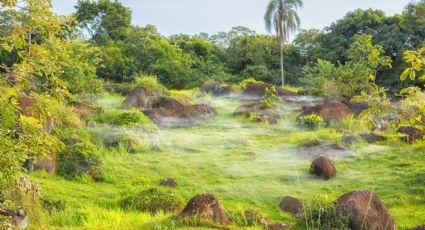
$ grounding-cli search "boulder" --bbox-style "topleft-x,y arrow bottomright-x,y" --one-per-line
397,126 -> 423,143
122,87 -> 150,109
360,133 -> 387,143
160,177 -> 177,187
148,95 -> 185,109
408,225 -> 425,230
300,100 -> 352,122
234,102 -> 261,117
144,104 -> 217,128
343,135 -> 358,144
214,85 -> 234,96
179,193 -> 230,225
43,115 -> 55,134
202,81 -> 221,94
0,209 -> 28,230
310,155 -> 336,180
351,102 -> 369,115
335,190 -> 396,230
243,83 -> 296,97
34,152 -> 56,175
70,102 -> 102,117
19,96 -> 37,116
202,82 -> 234,97
279,196 -> 303,217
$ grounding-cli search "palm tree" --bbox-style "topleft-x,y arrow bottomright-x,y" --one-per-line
264,0 -> 303,87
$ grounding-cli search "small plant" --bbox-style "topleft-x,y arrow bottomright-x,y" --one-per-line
120,188 -> 184,214
299,114 -> 325,130
133,74 -> 169,95
236,77 -> 264,90
300,196 -> 349,230
260,87 -> 281,109
113,110 -> 153,126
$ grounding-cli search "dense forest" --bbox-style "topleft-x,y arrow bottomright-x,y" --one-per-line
0,0 -> 424,229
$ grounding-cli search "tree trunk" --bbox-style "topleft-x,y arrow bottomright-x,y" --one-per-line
280,42 -> 285,87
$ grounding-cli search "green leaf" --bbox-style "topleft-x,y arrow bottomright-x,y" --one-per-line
410,70 -> 416,81
400,69 -> 410,81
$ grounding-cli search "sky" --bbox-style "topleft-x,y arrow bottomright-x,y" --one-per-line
52,0 -> 411,37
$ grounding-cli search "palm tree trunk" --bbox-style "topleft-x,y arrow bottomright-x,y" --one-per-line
280,42 -> 285,87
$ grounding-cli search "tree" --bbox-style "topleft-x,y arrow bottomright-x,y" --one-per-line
264,0 -> 303,87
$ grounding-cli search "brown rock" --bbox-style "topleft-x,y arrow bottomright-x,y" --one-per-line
397,126 -> 423,143
310,155 -> 336,180
202,81 -> 220,94
0,209 -> 28,230
19,96 -> 37,116
214,85 -> 234,96
122,87 -> 150,109
160,177 -> 177,187
279,196 -> 303,217
300,100 -> 352,122
351,102 -> 369,115
360,133 -> 387,143
408,225 -> 425,230
148,95 -> 184,109
71,102 -> 102,117
179,193 -> 230,225
343,135 -> 358,144
234,102 -> 261,117
34,152 -> 56,175
144,104 -> 217,128
335,190 -> 396,230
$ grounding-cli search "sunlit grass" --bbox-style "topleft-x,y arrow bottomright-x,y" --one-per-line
31,92 -> 425,229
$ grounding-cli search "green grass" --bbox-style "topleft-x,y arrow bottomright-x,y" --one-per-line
31,93 -> 425,229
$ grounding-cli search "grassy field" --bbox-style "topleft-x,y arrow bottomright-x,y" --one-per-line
31,92 -> 425,229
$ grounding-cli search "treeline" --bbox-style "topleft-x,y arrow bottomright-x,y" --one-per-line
1,0 -> 424,93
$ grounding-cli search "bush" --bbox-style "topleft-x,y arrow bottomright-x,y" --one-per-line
299,114 -> 324,130
260,86 -> 281,109
57,141 -> 103,181
113,110 -> 153,126
120,188 -> 184,214
236,77 -> 264,90
300,197 -> 349,229
133,74 -> 169,95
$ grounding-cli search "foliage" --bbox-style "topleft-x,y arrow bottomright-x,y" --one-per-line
400,47 -> 425,81
260,86 -> 281,109
57,141 -> 102,180
236,77 -> 264,90
302,35 -> 392,99
396,87 -> 425,129
113,110 -> 153,126
299,114 -> 324,130
352,87 -> 393,130
120,188 -> 183,214
300,196 -> 350,229
132,74 -> 168,95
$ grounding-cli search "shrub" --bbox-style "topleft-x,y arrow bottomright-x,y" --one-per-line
236,77 -> 264,90
133,74 -> 169,95
120,188 -> 184,214
57,141 -> 103,181
113,110 -> 153,126
300,197 -> 349,229
299,114 -> 324,130
260,86 -> 281,109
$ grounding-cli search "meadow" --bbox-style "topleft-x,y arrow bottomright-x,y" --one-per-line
31,91 -> 425,229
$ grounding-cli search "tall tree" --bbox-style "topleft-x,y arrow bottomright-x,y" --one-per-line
264,0 -> 303,86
